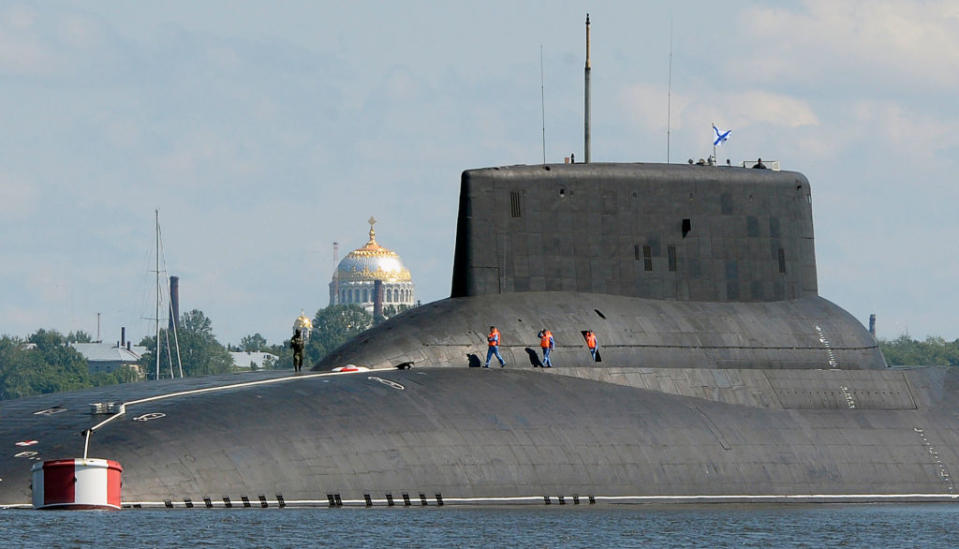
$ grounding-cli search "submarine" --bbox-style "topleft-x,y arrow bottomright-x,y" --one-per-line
1,17 -> 957,509
1,159 -> 958,508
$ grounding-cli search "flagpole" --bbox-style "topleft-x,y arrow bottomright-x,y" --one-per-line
712,122 -> 717,164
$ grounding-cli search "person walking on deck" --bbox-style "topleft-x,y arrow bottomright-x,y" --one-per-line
485,326 -> 506,368
538,329 -> 554,367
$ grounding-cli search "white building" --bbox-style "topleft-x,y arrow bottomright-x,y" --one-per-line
329,218 -> 415,313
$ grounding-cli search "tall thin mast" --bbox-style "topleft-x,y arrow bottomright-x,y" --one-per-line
666,15 -> 673,163
154,209 -> 160,381
584,13 -> 591,164
540,44 -> 546,165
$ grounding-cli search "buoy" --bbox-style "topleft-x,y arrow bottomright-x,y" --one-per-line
31,458 -> 122,510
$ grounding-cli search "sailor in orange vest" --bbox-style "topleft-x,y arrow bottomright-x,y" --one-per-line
585,330 -> 599,361
485,325 -> 506,368
537,329 -> 554,367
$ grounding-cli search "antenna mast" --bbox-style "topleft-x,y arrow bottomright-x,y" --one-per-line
666,16 -> 673,163
584,13 -> 591,164
540,44 -> 546,165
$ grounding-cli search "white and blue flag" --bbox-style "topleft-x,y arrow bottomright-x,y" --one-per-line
713,124 -> 731,146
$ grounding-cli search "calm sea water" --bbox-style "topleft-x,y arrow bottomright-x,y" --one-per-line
2,504 -> 958,548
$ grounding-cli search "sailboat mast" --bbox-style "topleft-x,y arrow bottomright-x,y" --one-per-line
155,209 -> 161,381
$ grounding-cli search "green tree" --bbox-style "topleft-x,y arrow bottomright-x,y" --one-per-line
269,305 -> 373,369
139,309 -> 234,378
880,335 -> 959,366
240,333 -> 268,352
66,330 -> 93,343
0,330 -> 132,399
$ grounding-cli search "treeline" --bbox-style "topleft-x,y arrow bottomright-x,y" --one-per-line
878,335 -> 959,366
0,330 -> 136,400
0,304 -> 405,400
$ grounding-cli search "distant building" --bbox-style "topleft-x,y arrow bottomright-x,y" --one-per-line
329,217 -> 415,314
71,342 -> 145,378
230,351 -> 279,371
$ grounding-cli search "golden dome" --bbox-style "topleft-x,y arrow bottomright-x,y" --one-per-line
334,218 -> 412,283
293,311 -> 312,331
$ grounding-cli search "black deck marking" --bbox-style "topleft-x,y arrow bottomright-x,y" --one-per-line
258,495 -> 268,508
402,493 -> 411,506
241,496 -> 251,508
364,494 -> 372,507
184,498 -> 194,508
386,493 -> 394,506
163,500 -> 173,508
419,493 -> 427,506
334,494 -> 343,506
276,494 -> 286,508
558,496 -> 565,505
588,495 -> 596,504
573,495 -> 580,505
435,493 -> 443,506
327,494 -> 336,507
222,496 -> 232,508
203,497 -> 213,508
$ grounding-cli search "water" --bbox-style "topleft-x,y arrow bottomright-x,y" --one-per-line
2,504 -> 959,548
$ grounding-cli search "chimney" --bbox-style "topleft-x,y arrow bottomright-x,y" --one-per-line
169,276 -> 180,331
869,314 -> 876,337
373,279 -> 384,322
127,341 -> 131,351
121,326 -> 126,347
330,241 -> 340,306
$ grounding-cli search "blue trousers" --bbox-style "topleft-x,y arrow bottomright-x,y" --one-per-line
542,347 -> 552,367
589,347 -> 598,361
485,346 -> 505,367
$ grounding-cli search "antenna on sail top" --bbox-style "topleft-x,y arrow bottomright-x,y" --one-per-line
584,13 -> 591,164
666,14 -> 673,163
540,44 -> 546,165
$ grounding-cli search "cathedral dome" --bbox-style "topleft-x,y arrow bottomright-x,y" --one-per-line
334,220 -> 412,283
329,218 -> 415,312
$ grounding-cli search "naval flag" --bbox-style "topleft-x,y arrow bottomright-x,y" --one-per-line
713,124 -> 731,146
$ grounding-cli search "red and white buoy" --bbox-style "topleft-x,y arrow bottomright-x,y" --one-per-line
31,458 -> 123,510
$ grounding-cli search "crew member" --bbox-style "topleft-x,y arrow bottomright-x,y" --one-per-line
538,328 -> 554,367
752,157 -> 767,169
290,328 -> 305,373
485,325 -> 506,368
585,330 -> 599,362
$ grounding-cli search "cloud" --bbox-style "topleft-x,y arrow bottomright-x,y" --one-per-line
740,0 -> 959,90
620,83 -> 818,132
850,100 -> 954,158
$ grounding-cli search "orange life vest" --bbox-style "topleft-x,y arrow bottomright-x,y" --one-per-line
585,332 -> 597,349
540,330 -> 553,348
488,329 -> 501,347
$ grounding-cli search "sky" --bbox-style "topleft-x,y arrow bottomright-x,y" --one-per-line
1,0 -> 957,346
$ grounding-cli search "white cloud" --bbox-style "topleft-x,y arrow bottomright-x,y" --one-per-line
850,100 -> 954,158
620,83 -> 818,132
740,0 -> 959,89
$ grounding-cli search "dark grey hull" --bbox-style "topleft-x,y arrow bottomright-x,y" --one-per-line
2,364 -> 957,507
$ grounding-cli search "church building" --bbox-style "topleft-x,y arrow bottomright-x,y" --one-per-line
329,218 -> 415,314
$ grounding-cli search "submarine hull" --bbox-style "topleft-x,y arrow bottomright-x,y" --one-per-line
1,366 -> 957,507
